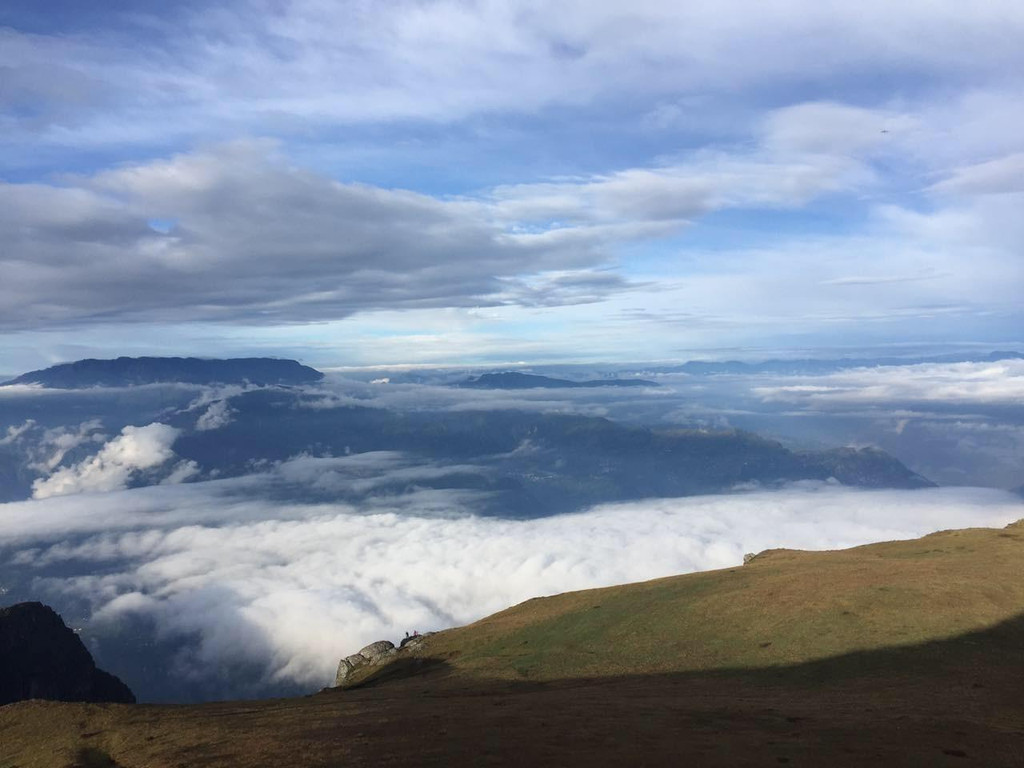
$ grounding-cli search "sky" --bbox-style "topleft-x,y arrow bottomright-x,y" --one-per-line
2,0 -> 1023,372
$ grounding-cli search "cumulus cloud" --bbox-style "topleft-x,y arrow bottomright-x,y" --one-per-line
195,400 -> 235,431
3,476 -> 1018,697
0,115 -> 923,333
31,423 -> 195,498
25,419 -> 107,474
0,141 -> 631,331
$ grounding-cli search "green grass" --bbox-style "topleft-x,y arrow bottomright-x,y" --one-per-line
352,519 -> 1024,685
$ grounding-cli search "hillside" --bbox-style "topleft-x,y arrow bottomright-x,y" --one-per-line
2,357 -> 324,388
3,521 -> 1024,766
350,519 -> 1024,684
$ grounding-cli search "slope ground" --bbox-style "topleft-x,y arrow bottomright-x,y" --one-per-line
3,521 -> 1024,766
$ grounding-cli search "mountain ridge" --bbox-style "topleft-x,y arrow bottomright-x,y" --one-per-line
3,356 -> 324,388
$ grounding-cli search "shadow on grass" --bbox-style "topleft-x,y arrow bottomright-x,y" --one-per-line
338,608 -> 1024,697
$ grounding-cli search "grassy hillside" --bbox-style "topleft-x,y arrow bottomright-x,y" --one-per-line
4,520 -> 1024,767
347,520 -> 1024,686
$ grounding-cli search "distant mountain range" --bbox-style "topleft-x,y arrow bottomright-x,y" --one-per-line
3,357 -> 324,388
457,372 -> 657,389
172,390 -> 934,517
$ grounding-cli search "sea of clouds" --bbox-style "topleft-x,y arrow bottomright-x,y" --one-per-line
2,460 -> 1020,700
1,361 -> 1022,700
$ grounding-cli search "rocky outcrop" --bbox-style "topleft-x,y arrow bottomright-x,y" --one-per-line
358,641 -> 397,664
334,640 -> 398,686
334,636 -> 437,687
0,602 -> 135,705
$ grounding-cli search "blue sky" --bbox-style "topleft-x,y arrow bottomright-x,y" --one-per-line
1,0 -> 1023,372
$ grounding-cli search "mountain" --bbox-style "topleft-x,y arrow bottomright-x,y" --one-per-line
4,521 -> 1023,766
457,371 -> 657,389
3,357 -> 324,388
172,390 -> 933,516
0,602 -> 135,706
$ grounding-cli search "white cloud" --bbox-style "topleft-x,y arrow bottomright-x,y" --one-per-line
0,420 -> 35,446
753,360 -> 1024,408
25,419 -> 106,474
930,153 -> 1024,196
486,104 -> 892,228
0,116 -> 927,334
0,141 -> 630,331
5,1 -> 1024,148
3,472 -> 1019,695
31,422 -> 189,498
195,400 -> 235,431
0,4 -> 1022,362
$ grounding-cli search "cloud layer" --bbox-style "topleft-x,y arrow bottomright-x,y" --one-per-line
2,468 -> 1019,699
754,360 -> 1024,408
5,1 -> 1024,149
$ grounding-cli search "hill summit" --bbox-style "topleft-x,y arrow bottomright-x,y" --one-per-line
3,356 -> 324,388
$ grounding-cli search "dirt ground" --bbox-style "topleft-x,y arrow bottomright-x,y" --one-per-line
3,644 -> 1024,768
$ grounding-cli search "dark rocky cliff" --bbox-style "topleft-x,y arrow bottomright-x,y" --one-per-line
0,602 -> 135,705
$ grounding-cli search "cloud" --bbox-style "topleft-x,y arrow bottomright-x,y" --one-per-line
929,153 -> 1024,197
25,419 -> 106,473
0,420 -> 35,446
0,141 -> 635,331
0,112 -> 921,333
5,1 -> 1024,151
3,473 -> 1019,698
195,399 -> 235,431
31,422 -> 195,498
753,360 -> 1024,408
486,104 -> 891,228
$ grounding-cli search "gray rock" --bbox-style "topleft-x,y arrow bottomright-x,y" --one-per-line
334,640 -> 404,688
358,640 -> 396,663
334,658 -> 354,686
